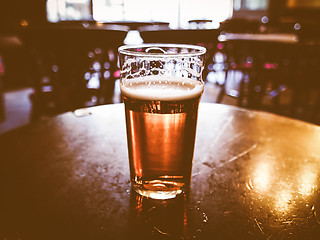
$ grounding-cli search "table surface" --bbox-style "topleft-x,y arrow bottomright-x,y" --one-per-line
1,103 -> 320,240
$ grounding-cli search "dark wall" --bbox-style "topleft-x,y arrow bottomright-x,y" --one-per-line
0,1 -> 47,89
0,0 -> 47,33
0,1 -> 21,33
269,0 -> 320,24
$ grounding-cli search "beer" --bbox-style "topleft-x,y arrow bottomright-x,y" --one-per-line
118,43 -> 206,199
121,76 -> 203,199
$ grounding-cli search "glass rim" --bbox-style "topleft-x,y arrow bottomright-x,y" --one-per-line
118,43 -> 207,57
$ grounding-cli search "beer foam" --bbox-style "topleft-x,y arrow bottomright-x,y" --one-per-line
120,76 -> 204,101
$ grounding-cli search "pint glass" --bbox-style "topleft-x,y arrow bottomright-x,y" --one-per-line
118,44 -> 206,199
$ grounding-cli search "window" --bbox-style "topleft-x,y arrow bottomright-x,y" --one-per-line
233,0 -> 269,11
245,0 -> 268,10
234,0 -> 242,11
47,0 -> 91,22
47,0 -> 233,27
92,0 -> 124,22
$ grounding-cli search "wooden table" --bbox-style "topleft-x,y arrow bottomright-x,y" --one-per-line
1,103 -> 320,239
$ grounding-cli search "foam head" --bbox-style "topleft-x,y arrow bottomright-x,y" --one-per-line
120,76 -> 204,101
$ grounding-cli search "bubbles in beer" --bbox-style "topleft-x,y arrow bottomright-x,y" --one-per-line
122,76 -> 203,199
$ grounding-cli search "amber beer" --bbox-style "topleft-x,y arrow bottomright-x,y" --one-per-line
119,44 -> 206,199
121,76 -> 204,199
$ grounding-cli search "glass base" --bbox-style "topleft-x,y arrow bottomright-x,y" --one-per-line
132,180 -> 185,200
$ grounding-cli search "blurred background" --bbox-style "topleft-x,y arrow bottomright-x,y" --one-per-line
1,0 -> 320,133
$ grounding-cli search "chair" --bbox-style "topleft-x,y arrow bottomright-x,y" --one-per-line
216,39 -> 255,106
217,39 -> 292,112
248,41 -> 291,112
19,23 -> 128,120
